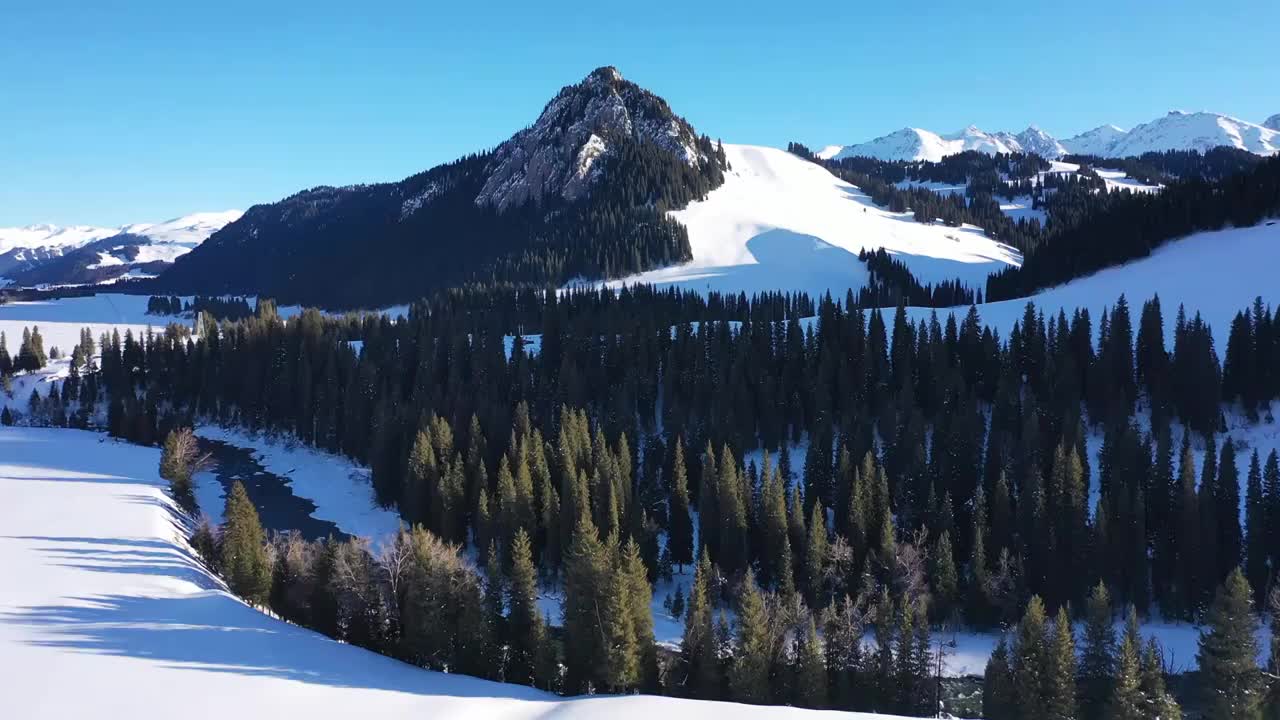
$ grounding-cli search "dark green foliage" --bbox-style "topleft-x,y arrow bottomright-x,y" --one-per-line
1197,568 -> 1264,720
219,481 -> 271,605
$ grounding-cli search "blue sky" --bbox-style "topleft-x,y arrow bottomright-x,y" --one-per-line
3,0 -> 1276,226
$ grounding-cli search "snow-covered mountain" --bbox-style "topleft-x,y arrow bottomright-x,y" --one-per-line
0,210 -> 241,287
1101,111 -> 1279,157
1014,125 -> 1068,159
1060,124 -> 1128,156
817,125 -> 1024,162
824,111 -> 1280,163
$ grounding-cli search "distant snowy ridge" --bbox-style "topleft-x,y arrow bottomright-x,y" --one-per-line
817,125 -> 1025,162
0,210 -> 242,287
823,111 -> 1280,162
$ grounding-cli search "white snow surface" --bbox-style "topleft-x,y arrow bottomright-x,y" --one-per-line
0,427 -> 930,719
819,126 -> 1024,163
606,144 -> 1020,296
0,211 -> 241,255
1064,112 -> 1280,158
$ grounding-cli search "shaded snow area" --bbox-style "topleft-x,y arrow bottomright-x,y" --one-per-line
606,144 -> 1020,297
889,221 -> 1280,353
194,426 -> 402,548
0,430 -> 933,720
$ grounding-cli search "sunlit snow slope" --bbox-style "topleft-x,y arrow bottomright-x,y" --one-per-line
609,145 -> 1019,296
0,426 -> 929,720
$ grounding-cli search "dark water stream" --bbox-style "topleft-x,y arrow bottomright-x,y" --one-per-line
197,438 -> 347,542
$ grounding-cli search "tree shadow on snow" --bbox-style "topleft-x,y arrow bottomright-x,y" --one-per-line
2,536 -> 556,702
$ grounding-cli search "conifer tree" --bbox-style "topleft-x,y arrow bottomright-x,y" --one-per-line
931,530 -> 958,620
983,635 -> 1016,720
1079,582 -> 1117,720
1197,568 -> 1263,720
1139,638 -> 1182,720
680,549 -> 720,699
622,537 -> 659,692
220,480 -> 271,605
792,615 -> 828,709
668,437 -> 694,573
506,528 -> 543,687
1045,606 -> 1077,720
1216,441 -> 1243,586
1243,450 -> 1267,604
729,568 -> 770,704
1106,610 -> 1144,720
804,502 -> 828,606
1011,595 -> 1049,719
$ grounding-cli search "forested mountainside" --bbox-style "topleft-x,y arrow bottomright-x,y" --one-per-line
157,68 -> 727,309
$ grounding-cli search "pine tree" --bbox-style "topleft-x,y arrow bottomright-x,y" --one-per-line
1216,441 -> 1243,587
983,635 -> 1016,720
561,518 -> 609,693
220,480 -> 271,605
804,502 -> 828,606
728,568 -> 770,704
506,528 -> 543,687
793,615 -> 828,708
668,437 -> 694,573
622,537 -> 659,692
932,530 -> 959,620
1197,568 -> 1264,720
1079,582 -> 1116,720
680,549 -> 720,699
1011,595 -> 1050,719
1243,450 -> 1268,604
1139,638 -> 1182,720
1106,610 -> 1144,720
1045,606 -> 1077,720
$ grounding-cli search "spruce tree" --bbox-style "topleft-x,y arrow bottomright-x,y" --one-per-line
1045,606 -> 1077,720
1106,610 -> 1144,720
1079,582 -> 1116,720
668,437 -> 694,573
506,528 -> 543,687
680,549 -> 720,699
793,615 -> 828,708
728,568 -> 770,704
1197,568 -> 1263,720
804,502 -> 828,606
220,480 -> 271,605
1244,450 -> 1267,604
1011,595 -> 1050,719
931,530 -> 959,620
1139,638 -> 1182,720
983,635 -> 1016,720
622,537 -> 658,692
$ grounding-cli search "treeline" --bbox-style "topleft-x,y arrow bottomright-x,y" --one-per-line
146,295 -> 256,320
1063,146 -> 1265,186
987,154 -> 1280,300
857,248 -> 980,308
43,283 -> 1280,625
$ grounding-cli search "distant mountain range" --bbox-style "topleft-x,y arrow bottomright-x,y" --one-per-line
0,211 -> 242,287
819,111 -> 1280,162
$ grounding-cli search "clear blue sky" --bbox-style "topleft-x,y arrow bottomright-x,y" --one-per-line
3,0 -> 1276,226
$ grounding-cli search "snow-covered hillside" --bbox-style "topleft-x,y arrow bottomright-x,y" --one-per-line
818,126 -> 1023,162
0,425 -> 931,720
607,144 -> 1020,296
1060,125 -> 1128,156
0,210 -> 241,287
1104,111 -> 1279,158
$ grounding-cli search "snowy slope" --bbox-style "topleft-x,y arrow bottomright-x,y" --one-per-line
0,425 -> 931,720
0,224 -> 120,254
819,126 -> 1024,162
1061,125 -> 1129,156
1013,126 -> 1067,159
1265,114 -> 1280,131
0,211 -> 242,287
1064,113 -> 1280,158
1106,111 -> 1279,157
606,144 -> 1020,296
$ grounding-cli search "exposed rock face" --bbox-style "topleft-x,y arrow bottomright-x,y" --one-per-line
476,66 -> 706,211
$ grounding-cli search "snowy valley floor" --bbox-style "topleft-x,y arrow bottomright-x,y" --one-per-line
0,426 -> 932,720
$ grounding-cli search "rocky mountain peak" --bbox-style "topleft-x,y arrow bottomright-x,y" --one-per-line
475,66 -> 706,211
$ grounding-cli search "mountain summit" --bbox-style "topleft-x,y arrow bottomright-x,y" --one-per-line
477,66 -> 709,211
159,67 -> 726,308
